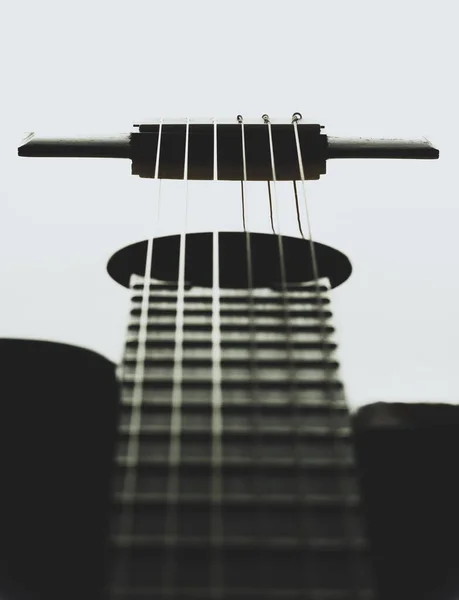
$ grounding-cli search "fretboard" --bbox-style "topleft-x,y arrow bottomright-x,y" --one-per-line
105,278 -> 376,599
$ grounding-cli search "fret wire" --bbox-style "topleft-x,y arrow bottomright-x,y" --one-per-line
211,117 -> 224,598
110,587 -> 376,599
162,117 -> 191,595
114,119 -> 164,593
292,112 -> 372,595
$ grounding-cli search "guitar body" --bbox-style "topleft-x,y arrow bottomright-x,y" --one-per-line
0,339 -> 119,600
3,338 -> 459,599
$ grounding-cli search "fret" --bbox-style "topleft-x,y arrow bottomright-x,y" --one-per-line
121,359 -> 340,382
121,374 -> 340,391
110,588 -> 376,599
109,502 -> 364,540
114,456 -> 355,472
132,293 -> 208,303
115,435 -> 352,462
108,545 -> 371,591
122,376 -> 343,388
112,462 -> 358,497
131,308 -> 332,327
130,281 -> 183,291
115,431 -> 353,464
126,331 -> 337,346
130,280 -> 331,296
127,322 -> 213,332
118,402 -> 350,428
124,346 -> 337,362
114,455 -> 355,470
131,293 -> 332,305
128,322 -> 334,337
111,464 -> 359,508
116,423 -> 351,438
126,338 -> 337,349
131,305 -> 332,316
120,385 -> 347,406
111,491 -> 362,508
123,357 -> 338,368
126,339 -> 211,348
208,294 -> 331,304
127,322 -> 335,333
121,373 -> 340,388
110,535 -> 368,550
117,422 -> 350,436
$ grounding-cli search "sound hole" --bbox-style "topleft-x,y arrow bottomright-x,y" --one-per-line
107,232 -> 352,289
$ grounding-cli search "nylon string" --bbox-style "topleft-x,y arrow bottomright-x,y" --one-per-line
210,117 -> 224,597
267,181 -> 276,234
262,113 -> 313,591
161,118 -> 191,595
293,180 -> 305,238
116,120 -> 164,591
237,114 -> 264,584
291,112 -> 363,595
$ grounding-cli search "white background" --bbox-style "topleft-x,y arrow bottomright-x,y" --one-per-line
0,0 -> 456,409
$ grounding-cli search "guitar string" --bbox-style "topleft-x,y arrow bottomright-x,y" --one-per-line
240,182 -> 246,230
293,180 -> 305,238
237,114 -> 263,585
210,117 -> 224,597
267,181 -> 276,233
262,113 -> 312,594
161,117 -> 191,595
291,112 -> 364,595
115,119 -> 164,593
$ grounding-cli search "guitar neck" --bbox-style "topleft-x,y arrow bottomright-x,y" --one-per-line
105,276 -> 376,598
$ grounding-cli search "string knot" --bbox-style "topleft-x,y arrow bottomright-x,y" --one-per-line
292,112 -> 303,123
237,115 -> 243,123
262,114 -> 270,123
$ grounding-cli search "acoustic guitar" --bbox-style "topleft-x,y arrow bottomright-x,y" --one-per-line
4,115 -> 438,599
